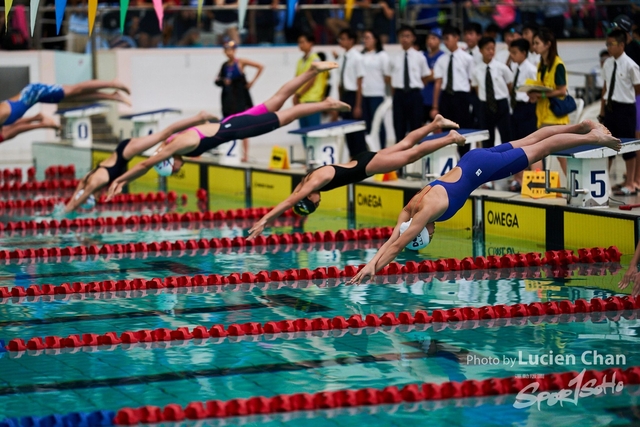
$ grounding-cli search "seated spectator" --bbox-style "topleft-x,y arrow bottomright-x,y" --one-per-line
253,0 -> 279,44
67,0 -> 90,53
127,0 -> 164,48
212,0 -> 240,45
543,0 -> 568,39
371,0 -> 396,44
0,12 -> 29,50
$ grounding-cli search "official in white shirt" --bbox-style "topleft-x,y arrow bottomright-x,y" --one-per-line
337,28 -> 368,158
508,39 -> 538,140
600,29 -> 640,195
471,37 -> 514,148
361,30 -> 391,148
432,26 -> 474,155
389,25 -> 431,141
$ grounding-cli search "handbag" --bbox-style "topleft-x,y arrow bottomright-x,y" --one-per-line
549,94 -> 577,117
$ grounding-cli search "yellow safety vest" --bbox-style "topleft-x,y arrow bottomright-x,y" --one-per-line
296,53 -> 327,103
536,56 -> 570,128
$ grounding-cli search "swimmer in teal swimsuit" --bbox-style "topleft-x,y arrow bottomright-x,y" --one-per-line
0,80 -> 131,128
248,114 -> 464,239
348,120 -> 621,285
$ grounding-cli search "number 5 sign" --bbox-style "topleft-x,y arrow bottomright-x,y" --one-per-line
567,157 -> 610,207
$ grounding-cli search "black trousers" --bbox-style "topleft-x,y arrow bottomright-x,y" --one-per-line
479,98 -> 512,148
511,101 -> 537,141
340,90 -> 368,158
604,101 -> 637,160
440,91 -> 472,155
392,89 -> 423,142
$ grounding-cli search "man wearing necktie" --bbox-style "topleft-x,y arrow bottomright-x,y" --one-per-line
471,37 -> 513,150
600,29 -> 640,196
337,28 -> 368,158
390,26 -> 431,145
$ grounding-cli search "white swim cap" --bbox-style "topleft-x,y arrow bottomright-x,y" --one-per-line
75,189 -> 96,210
399,218 -> 431,250
154,157 -> 175,177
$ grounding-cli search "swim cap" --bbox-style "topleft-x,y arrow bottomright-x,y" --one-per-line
399,218 -> 431,250
154,157 -> 175,177
292,197 -> 317,216
75,189 -> 96,210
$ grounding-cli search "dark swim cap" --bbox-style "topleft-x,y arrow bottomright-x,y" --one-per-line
293,197 -> 317,216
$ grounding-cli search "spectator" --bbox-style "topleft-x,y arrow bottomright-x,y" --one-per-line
543,0 -> 568,39
471,37 -> 513,150
508,38 -> 538,191
522,22 -> 541,67
294,33 -> 327,146
431,26 -> 474,155
600,29 -> 640,196
495,24 -> 522,65
127,0 -> 163,48
464,22 -> 483,63
422,28 -> 445,123
214,41 -> 265,162
0,13 -> 29,50
303,0 -> 331,44
518,2 -> 539,27
371,0 -> 396,44
527,27 -> 570,172
336,28 -> 368,157
389,26 -> 431,142
253,0 -> 279,44
172,10 -> 201,46
213,0 -> 240,45
67,0 -> 90,53
361,30 -> 390,148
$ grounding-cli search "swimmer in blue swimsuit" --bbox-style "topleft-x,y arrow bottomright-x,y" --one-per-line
106,62 -> 350,199
248,115 -> 465,239
348,120 -> 622,285
0,80 -> 131,128
63,111 -> 217,213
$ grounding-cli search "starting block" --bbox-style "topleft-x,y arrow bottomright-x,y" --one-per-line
56,103 -> 109,148
420,128 -> 490,181
289,120 -> 366,169
119,109 -> 182,138
550,138 -> 640,207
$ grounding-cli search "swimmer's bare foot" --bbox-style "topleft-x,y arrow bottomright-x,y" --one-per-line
311,61 -> 339,73
433,114 -> 459,130
111,79 -> 131,95
325,97 -> 351,112
31,113 -> 44,122
41,116 -> 60,130
449,130 -> 467,147
592,129 -> 621,151
582,119 -> 611,135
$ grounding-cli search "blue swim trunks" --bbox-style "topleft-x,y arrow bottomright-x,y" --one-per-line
3,83 -> 65,126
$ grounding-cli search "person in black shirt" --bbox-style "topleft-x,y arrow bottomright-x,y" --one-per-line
612,15 -> 640,65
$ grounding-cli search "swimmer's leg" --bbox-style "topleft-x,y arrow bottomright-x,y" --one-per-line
70,92 -> 132,106
1,115 -> 59,141
62,79 -> 130,98
379,114 -> 460,154
262,62 -> 338,113
368,130 -> 466,173
274,97 -> 350,126
510,120 -> 603,149
522,129 -> 621,165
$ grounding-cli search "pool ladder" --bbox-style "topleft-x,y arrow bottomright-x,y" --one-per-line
544,170 -> 587,203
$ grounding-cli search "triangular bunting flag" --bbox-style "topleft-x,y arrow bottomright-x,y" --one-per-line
119,0 -> 129,33
4,0 -> 13,33
238,0 -> 248,29
286,0 -> 297,27
88,0 -> 97,35
152,0 -> 163,30
345,0 -> 354,21
55,0 -> 67,34
30,0 -> 39,36
197,0 -> 203,23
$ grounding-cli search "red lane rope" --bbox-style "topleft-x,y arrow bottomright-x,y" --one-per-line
4,262 -> 621,306
112,366 -> 640,424
0,245 -> 619,300
6,285 -> 634,353
0,178 -> 79,193
9,284 -> 630,359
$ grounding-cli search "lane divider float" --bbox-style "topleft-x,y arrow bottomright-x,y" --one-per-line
0,244 -> 619,298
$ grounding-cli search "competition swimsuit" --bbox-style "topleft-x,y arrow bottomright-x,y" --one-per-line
317,151 -> 377,192
419,143 -> 529,222
4,84 -> 65,126
87,139 -> 132,184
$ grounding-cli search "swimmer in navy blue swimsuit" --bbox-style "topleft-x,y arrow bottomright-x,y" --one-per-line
248,115 -> 466,239
106,62 -> 350,199
0,80 -> 131,127
63,111 -> 216,214
349,120 -> 622,285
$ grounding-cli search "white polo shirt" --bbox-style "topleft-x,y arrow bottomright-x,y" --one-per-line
471,59 -> 514,101
511,59 -> 538,102
339,47 -> 365,92
362,50 -> 391,97
389,47 -> 431,90
527,51 -> 541,67
433,48 -> 475,92
602,52 -> 640,104
466,45 -> 483,63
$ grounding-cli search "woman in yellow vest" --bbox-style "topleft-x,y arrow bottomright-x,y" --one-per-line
293,33 -> 329,146
527,27 -> 570,172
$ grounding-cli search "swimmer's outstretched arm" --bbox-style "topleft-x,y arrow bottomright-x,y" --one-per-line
247,180 -> 320,239
348,208 -> 434,285
619,239 -> 640,296
128,111 -> 216,153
